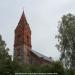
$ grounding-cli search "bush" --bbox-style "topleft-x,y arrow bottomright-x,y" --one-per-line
13,61 -> 64,75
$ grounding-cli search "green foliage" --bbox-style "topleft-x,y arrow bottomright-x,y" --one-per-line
56,13 -> 75,69
0,34 -> 13,75
64,69 -> 75,75
14,61 -> 64,75
3,60 -> 75,75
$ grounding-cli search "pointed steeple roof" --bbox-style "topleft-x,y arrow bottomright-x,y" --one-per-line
18,10 -> 28,25
15,10 -> 31,32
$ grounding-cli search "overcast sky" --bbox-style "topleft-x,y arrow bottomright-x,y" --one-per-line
0,0 -> 75,60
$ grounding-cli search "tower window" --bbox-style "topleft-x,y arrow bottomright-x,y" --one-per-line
17,49 -> 24,64
17,49 -> 21,56
17,34 -> 21,38
27,35 -> 29,43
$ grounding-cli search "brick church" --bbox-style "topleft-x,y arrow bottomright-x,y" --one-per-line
13,11 -> 52,64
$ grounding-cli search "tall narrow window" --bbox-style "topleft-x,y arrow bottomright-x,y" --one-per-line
17,49 -> 24,64
17,49 -> 20,56
27,35 -> 29,44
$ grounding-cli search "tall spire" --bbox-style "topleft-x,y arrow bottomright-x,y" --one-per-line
18,10 -> 28,25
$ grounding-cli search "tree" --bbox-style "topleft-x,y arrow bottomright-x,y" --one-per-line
56,13 -> 75,69
0,34 -> 13,75
14,61 -> 64,75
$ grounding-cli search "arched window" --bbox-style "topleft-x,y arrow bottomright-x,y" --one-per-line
27,35 -> 29,43
17,48 -> 24,64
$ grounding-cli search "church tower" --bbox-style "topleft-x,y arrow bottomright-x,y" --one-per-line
14,11 -> 32,64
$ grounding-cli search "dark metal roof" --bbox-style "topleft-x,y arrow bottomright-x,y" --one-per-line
31,50 -> 53,62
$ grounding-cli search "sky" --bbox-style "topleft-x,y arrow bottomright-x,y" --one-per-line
0,0 -> 75,60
